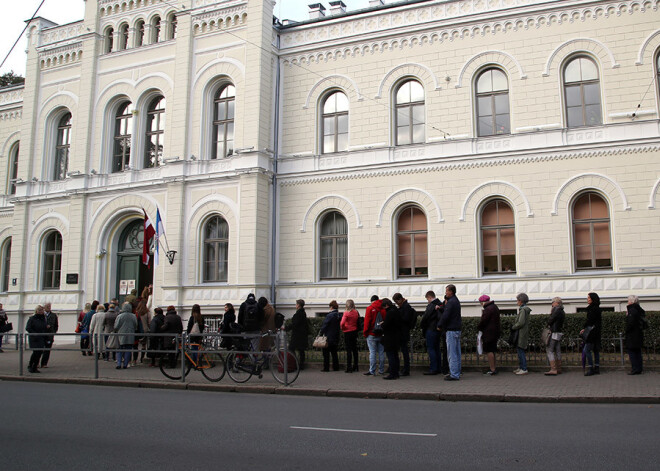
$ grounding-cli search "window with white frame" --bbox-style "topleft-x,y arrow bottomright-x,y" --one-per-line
1,237 -> 10,292
396,206 -> 427,277
203,216 -> 229,282
395,80 -> 425,145
564,56 -> 602,128
167,13 -> 177,39
113,101 -> 134,172
42,231 -> 62,290
118,24 -> 129,50
105,28 -> 114,53
321,91 -> 348,154
54,112 -> 71,180
319,211 -> 348,280
7,142 -> 18,195
476,68 -> 510,136
151,16 -> 161,43
144,96 -> 166,168
212,84 -> 235,159
572,192 -> 612,270
481,199 -> 516,274
135,20 -> 145,47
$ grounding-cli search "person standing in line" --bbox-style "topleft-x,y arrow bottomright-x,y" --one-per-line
103,303 -> 119,361
392,293 -> 416,376
161,305 -> 184,368
544,297 -> 565,376
40,302 -> 59,368
320,300 -> 341,372
89,304 -> 106,359
134,299 -> 151,365
220,303 -> 236,350
148,307 -> 165,367
238,293 -> 264,352
0,303 -> 8,352
625,295 -> 645,375
286,299 -> 309,370
477,295 -> 501,376
186,304 -> 205,362
340,299 -> 359,373
81,301 -> 99,356
439,284 -> 462,381
420,291 -> 442,375
259,297 -> 276,353
381,298 -> 401,380
581,292 -> 602,376
25,305 -> 48,373
77,303 -> 90,355
114,302 -> 138,369
363,295 -> 386,376
512,293 -> 531,375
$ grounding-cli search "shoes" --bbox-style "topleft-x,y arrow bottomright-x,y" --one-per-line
383,375 -> 399,380
423,371 -> 439,375
584,368 -> 594,376
40,365 -> 48,368
485,370 -> 497,376
594,366 -> 600,375
444,376 -> 459,381
123,366 -> 128,369
0,349 -> 4,353
515,369 -> 529,375
116,366 -> 121,369
400,372 -> 410,377
321,368 -> 330,372
512,368 -> 521,374
627,371 -> 642,375
345,369 -> 353,373
363,371 -> 374,376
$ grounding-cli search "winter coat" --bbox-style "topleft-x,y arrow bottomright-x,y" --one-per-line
340,309 -> 359,333
161,309 -> 184,335
364,300 -> 385,338
512,305 -> 531,349
584,303 -> 602,348
320,309 -> 342,346
381,306 -> 402,353
103,308 -> 119,334
260,304 -> 276,352
238,295 -> 264,332
44,311 -> 59,343
148,312 -> 165,353
89,312 -> 106,346
114,310 -> 138,346
625,303 -> 645,350
397,300 -> 417,341
440,295 -> 462,331
286,308 -> 309,350
547,306 -> 565,333
477,301 -> 501,344
420,299 -> 442,333
25,313 -> 48,349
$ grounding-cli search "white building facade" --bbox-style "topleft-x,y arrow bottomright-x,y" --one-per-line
1,0 -> 660,329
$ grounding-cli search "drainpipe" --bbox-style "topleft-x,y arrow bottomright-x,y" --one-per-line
270,31 -> 282,308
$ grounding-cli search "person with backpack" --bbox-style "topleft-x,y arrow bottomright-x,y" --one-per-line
392,293 -> 416,376
340,299 -> 359,373
363,295 -> 386,376
381,298 -> 401,380
238,293 -> 265,352
286,299 -> 309,370
625,295 -> 645,375
420,290 -> 442,375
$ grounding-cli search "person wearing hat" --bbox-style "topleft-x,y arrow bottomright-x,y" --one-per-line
477,295 -> 501,376
114,302 -> 138,369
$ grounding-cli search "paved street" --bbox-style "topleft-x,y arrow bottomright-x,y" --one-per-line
1,381 -> 659,470
0,347 -> 659,403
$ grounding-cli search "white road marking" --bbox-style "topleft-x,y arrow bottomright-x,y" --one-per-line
290,426 -> 437,437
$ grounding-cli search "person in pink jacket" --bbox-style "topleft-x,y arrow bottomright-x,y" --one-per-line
340,299 -> 360,373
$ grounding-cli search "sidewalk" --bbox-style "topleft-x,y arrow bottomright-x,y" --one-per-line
1,347 -> 658,404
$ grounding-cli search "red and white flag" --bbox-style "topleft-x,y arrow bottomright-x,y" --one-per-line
143,210 -> 156,266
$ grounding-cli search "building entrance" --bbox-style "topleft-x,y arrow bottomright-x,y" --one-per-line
116,219 -> 153,305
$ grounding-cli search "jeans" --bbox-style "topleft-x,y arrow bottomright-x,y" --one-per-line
546,338 -> 561,362
446,331 -> 461,379
366,335 -> 385,374
400,334 -> 411,374
583,343 -> 600,368
425,330 -> 441,373
517,347 -> 527,371
117,345 -> 132,368
627,348 -> 643,373
385,350 -> 400,378
41,339 -> 53,366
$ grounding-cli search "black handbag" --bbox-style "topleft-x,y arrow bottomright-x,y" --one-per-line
1,322 -> 12,333
580,325 -> 594,342
508,328 -> 519,346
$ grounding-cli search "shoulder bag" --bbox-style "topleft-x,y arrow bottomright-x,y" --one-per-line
313,330 -> 328,349
541,327 -> 552,346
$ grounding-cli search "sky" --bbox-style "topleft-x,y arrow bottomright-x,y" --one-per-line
0,0 -> 372,77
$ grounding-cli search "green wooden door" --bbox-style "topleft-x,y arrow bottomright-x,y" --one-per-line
116,220 -> 153,304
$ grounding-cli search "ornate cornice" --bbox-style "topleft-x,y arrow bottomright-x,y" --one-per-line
0,88 -> 23,107
278,143 -> 660,186
39,42 -> 84,70
39,21 -> 85,47
0,110 -> 22,121
191,4 -> 248,35
280,0 -> 660,65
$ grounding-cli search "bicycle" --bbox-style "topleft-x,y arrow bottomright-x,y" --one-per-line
225,330 -> 300,384
159,335 -> 226,382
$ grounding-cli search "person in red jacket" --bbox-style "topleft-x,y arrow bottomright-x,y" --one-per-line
363,295 -> 386,376
340,299 -> 360,373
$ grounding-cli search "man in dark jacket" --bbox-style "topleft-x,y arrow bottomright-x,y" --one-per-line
286,299 -> 309,370
421,290 -> 443,375
381,299 -> 401,380
439,284 -> 462,381
392,293 -> 416,376
40,302 -> 59,367
26,305 -> 48,373
148,307 -> 166,367
161,306 -> 183,368
238,293 -> 265,352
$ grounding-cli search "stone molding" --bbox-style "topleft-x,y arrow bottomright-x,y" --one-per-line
542,37 -> 619,76
300,194 -> 363,233
460,180 -> 533,222
455,50 -> 527,88
376,188 -> 444,227
551,172 -> 631,215
375,63 -> 441,99
636,28 -> 660,65
303,74 -> 363,109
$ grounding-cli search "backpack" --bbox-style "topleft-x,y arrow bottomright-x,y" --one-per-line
242,298 -> 260,331
372,310 -> 384,335
407,306 -> 419,330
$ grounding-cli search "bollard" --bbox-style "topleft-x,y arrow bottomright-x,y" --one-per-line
18,333 -> 24,376
180,333 -> 186,384
94,332 -> 99,379
619,332 -> 625,366
283,330 -> 288,386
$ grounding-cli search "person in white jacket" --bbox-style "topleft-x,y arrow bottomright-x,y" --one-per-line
89,304 -> 106,358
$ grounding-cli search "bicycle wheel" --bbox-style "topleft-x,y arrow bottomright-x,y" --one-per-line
270,350 -> 300,384
159,352 -> 192,380
226,352 -> 254,383
200,351 -> 226,382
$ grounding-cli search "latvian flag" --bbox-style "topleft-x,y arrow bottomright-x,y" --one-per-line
143,210 -> 156,266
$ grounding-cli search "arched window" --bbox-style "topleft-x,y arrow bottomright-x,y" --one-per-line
656,51 -> 660,98
396,206 -> 427,277
321,91 -> 348,154
145,96 -> 166,168
319,211 -> 348,280
54,113 -> 71,180
476,68 -> 510,136
135,20 -> 145,47
212,84 -> 235,159
481,199 -> 516,274
113,101 -> 134,173
1,238 -> 10,292
572,192 -> 612,270
203,216 -> 229,282
564,56 -> 602,128
105,27 -> 114,53
7,142 -> 18,195
395,80 -> 425,145
151,16 -> 161,43
118,24 -> 129,50
42,231 -> 62,290
167,13 -> 177,39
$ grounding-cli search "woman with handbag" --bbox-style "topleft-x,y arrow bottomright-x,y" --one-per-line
319,300 -> 341,372
581,292 -> 602,376
340,299 -> 360,373
544,297 -> 565,375
187,304 -> 205,362
625,295 -> 645,375
511,293 -> 531,375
